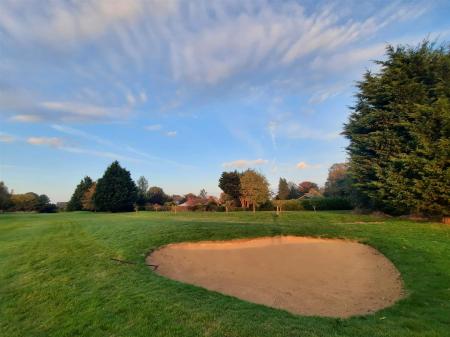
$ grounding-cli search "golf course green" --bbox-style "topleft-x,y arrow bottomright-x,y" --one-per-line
1,211 -> 449,337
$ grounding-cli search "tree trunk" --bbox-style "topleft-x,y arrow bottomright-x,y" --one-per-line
253,203 -> 256,213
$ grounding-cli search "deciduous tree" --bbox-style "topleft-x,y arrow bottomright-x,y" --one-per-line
240,169 -> 270,213
67,176 -> 94,211
298,181 -> 318,196
324,163 -> 352,199
81,183 -> 96,211
136,176 -> 149,206
147,186 -> 168,205
277,178 -> 290,200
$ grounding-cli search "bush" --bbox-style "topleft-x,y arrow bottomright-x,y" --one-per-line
276,199 -> 304,211
300,197 -> 353,211
258,200 -> 275,211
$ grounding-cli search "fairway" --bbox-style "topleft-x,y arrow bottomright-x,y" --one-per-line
1,211 -> 449,337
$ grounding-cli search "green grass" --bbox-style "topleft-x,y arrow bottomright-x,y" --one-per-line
0,211 -> 449,337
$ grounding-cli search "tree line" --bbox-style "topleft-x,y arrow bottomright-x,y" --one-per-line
0,182 -> 57,213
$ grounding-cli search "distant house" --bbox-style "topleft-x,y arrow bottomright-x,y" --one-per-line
178,197 -> 203,208
176,195 -> 217,211
56,202 -> 68,211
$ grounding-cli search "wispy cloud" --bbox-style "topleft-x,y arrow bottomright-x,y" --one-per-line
51,124 -> 113,146
222,159 -> 268,169
296,161 -> 322,170
166,131 -> 177,137
0,132 -> 16,143
41,101 -> 129,121
10,114 -> 42,123
145,124 -> 162,131
27,137 -> 63,147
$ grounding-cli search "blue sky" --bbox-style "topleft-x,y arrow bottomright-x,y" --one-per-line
1,0 -> 449,202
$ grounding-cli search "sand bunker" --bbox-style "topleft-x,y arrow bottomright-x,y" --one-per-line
148,236 -> 403,317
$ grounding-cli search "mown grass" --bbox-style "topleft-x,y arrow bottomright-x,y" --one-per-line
0,211 -> 449,337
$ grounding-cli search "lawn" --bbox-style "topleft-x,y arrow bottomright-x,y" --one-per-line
0,211 -> 449,337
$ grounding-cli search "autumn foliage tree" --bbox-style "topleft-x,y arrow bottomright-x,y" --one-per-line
67,176 -> 94,211
240,169 -> 270,213
324,163 -> 352,199
298,181 -> 319,196
81,183 -> 96,211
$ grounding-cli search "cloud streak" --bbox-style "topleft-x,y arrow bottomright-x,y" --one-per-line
222,159 -> 268,169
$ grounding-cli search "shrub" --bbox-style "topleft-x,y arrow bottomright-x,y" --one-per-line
300,197 -> 353,211
277,199 -> 304,211
258,200 -> 275,211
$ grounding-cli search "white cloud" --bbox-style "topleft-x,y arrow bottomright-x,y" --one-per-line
126,93 -> 136,106
27,137 -> 63,147
0,132 -> 16,143
51,124 -> 113,146
40,101 -> 129,121
0,0 -> 430,88
145,124 -> 162,131
10,114 -> 42,123
0,0 -> 148,45
296,161 -> 322,170
166,131 -> 177,137
139,91 -> 148,103
222,158 -> 268,168
58,145 -> 140,162
268,118 -> 340,141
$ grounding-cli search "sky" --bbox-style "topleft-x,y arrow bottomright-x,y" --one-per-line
1,0 -> 450,202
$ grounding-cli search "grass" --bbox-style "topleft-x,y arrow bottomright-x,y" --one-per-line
0,211 -> 449,337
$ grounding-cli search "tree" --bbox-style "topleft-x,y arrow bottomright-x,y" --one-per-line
218,171 -> 241,204
10,192 -> 39,211
343,41 -> 450,215
288,182 -> 301,199
240,169 -> 270,213
93,161 -> 137,212
136,176 -> 149,206
81,183 -> 96,211
0,181 -> 11,211
199,189 -> 208,199
324,163 -> 352,198
219,192 -> 235,212
277,178 -> 290,200
147,186 -> 168,205
298,181 -> 319,196
67,176 -> 94,211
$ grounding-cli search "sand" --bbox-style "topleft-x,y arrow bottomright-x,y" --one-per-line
147,236 -> 403,318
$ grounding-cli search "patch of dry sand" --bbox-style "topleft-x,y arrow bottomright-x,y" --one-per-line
147,236 -> 403,317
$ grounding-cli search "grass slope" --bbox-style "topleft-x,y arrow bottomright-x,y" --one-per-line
0,211 -> 449,337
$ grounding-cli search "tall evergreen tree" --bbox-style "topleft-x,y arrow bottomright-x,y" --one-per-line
0,181 -> 11,211
93,161 -> 137,212
343,41 -> 450,215
277,178 -> 290,200
67,176 -> 93,211
218,171 -> 241,203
